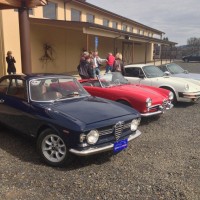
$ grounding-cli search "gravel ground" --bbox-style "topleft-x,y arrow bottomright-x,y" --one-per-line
0,61 -> 200,200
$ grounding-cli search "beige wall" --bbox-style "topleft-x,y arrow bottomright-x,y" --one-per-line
134,43 -> 146,63
30,24 -> 87,73
1,10 -> 22,74
133,42 -> 153,63
30,24 -> 118,73
0,11 -> 5,76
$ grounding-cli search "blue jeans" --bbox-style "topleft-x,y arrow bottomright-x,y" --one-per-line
93,67 -> 100,78
106,65 -> 112,73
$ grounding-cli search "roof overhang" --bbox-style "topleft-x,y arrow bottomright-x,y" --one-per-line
0,0 -> 47,10
30,18 -> 177,46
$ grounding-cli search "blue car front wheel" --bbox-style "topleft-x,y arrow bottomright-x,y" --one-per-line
37,129 -> 73,167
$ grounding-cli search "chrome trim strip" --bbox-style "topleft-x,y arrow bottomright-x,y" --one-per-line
180,92 -> 200,99
69,130 -> 141,156
141,110 -> 163,117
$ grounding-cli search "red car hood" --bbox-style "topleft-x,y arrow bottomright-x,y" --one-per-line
107,84 -> 168,102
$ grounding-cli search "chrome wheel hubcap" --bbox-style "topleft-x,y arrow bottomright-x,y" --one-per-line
42,134 -> 67,163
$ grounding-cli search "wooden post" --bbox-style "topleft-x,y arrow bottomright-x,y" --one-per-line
144,42 -> 148,64
18,7 -> 32,73
86,34 -> 89,51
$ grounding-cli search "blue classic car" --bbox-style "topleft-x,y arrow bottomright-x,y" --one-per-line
158,63 -> 200,81
0,74 -> 141,167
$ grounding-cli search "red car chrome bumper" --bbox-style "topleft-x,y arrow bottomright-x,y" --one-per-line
141,103 -> 173,117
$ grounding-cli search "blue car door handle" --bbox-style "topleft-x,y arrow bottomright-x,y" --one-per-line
0,99 -> 4,103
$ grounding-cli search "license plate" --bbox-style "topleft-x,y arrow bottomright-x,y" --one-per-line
114,139 -> 128,153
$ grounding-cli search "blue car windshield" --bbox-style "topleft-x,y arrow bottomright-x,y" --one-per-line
167,63 -> 185,74
30,77 -> 89,102
143,65 -> 164,78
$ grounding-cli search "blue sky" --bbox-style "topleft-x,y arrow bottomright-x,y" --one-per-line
87,0 -> 200,45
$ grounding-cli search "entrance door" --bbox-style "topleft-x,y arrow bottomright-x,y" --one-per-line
122,42 -> 133,65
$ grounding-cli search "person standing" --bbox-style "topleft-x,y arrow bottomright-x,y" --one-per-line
78,52 -> 93,79
93,51 -> 107,78
6,51 -> 16,75
112,53 -> 124,75
105,52 -> 115,73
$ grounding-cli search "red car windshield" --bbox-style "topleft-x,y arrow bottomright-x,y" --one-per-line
98,72 -> 129,87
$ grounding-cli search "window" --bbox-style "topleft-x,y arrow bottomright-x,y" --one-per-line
103,19 -> 109,27
140,30 -> 144,35
112,21 -> 118,29
137,29 -> 140,34
87,13 -> 94,23
7,79 -> 27,99
122,24 -> 128,32
71,8 -> 81,21
29,9 -> 33,16
159,65 -> 168,72
124,68 -> 144,78
43,1 -> 57,19
14,8 -> 33,15
129,27 -> 133,33
0,78 -> 10,93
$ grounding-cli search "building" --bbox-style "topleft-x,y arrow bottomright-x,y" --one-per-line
0,0 -> 176,76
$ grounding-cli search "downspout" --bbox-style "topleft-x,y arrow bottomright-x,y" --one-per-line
63,0 -> 66,20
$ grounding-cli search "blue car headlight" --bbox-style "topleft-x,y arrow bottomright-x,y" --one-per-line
130,118 -> 141,131
87,130 -> 99,144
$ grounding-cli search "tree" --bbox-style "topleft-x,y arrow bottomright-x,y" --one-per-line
187,37 -> 200,54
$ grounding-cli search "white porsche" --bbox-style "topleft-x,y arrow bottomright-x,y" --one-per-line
124,64 -> 200,103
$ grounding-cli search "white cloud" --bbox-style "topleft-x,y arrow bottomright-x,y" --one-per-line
87,0 -> 200,45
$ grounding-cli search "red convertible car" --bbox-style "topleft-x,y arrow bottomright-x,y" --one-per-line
79,72 -> 174,117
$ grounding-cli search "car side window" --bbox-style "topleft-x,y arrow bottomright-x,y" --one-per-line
0,78 -> 10,94
159,65 -> 167,72
7,79 -> 27,100
125,68 -> 144,77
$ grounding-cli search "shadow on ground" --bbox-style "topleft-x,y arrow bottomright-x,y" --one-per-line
0,126 -> 113,170
174,101 -> 197,108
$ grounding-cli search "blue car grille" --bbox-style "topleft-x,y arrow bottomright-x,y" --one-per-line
99,121 -> 131,137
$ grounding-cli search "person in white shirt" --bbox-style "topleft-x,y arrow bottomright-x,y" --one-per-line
92,51 -> 107,78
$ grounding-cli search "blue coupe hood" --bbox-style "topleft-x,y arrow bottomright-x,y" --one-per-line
47,96 -> 139,124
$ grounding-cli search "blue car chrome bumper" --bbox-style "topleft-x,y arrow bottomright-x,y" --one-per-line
69,130 -> 141,156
